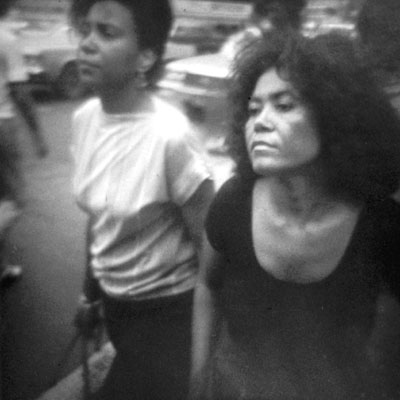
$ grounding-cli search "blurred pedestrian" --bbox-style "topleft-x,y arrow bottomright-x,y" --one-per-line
357,0 -> 400,201
0,118 -> 22,286
0,125 -> 21,400
190,31 -> 400,400
221,0 -> 305,58
0,203 -> 21,285
0,0 -> 48,159
69,0 -> 214,399
0,0 -> 27,286
357,0 -> 400,114
0,163 -> 21,286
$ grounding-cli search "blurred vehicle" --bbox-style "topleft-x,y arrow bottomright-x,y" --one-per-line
157,48 -> 233,152
16,21 -> 83,99
169,17 -> 241,55
157,18 -> 356,135
303,19 -> 356,38
11,1 -> 251,100
157,24 -> 264,153
170,0 -> 252,54
16,20 -> 199,99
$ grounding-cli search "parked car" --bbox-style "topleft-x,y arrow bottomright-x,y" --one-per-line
157,20 -> 356,134
157,49 -> 233,153
157,27 -> 251,154
169,17 -> 241,55
303,19 -> 356,38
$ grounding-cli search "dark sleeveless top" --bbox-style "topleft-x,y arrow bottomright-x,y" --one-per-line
206,177 -> 400,400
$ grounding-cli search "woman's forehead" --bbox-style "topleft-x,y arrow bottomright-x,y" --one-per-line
253,68 -> 294,96
87,1 -> 133,26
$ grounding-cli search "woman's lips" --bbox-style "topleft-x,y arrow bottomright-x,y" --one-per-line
251,140 -> 277,151
78,60 -> 100,71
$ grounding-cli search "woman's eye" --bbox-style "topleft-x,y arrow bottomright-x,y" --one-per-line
98,25 -> 119,39
248,104 -> 261,116
275,101 -> 295,112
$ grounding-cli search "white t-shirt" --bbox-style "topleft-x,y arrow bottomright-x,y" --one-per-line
0,22 -> 27,119
72,96 -> 212,300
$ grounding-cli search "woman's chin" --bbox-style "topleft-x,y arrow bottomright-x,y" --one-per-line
252,162 -> 282,176
78,78 -> 99,94
79,69 -> 101,88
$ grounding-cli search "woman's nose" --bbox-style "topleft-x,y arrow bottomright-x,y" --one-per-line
79,31 -> 98,54
254,108 -> 274,133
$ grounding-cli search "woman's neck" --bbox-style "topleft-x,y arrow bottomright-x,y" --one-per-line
99,81 -> 152,114
260,171 -> 336,222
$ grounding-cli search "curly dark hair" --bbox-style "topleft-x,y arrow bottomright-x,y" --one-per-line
228,30 -> 400,202
69,0 -> 173,85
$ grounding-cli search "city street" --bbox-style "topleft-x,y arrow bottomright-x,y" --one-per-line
0,2 -> 371,399
1,97 -> 87,400
0,94 -> 233,400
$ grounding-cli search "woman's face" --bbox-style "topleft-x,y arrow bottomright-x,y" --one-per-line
245,68 -> 320,176
76,1 -> 143,90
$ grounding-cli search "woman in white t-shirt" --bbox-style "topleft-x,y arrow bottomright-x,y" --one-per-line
69,1 -> 214,399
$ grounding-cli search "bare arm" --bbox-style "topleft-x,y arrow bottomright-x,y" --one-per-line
181,179 -> 224,398
74,217 -> 102,337
189,237 -> 224,400
82,217 -> 101,302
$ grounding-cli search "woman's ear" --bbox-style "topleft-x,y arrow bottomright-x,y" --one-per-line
137,49 -> 157,74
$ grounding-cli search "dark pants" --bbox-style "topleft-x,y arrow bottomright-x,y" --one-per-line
96,290 -> 193,400
0,118 -> 21,202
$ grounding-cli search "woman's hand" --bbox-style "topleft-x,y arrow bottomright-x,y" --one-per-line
74,295 -> 103,339
0,200 -> 21,235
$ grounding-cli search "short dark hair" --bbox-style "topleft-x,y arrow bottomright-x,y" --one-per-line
0,0 -> 14,18
69,0 -> 173,84
357,0 -> 400,72
229,31 -> 400,201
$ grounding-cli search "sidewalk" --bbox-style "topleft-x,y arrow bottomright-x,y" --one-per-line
36,342 -> 114,400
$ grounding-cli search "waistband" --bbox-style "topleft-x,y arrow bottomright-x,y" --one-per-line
101,289 -> 194,319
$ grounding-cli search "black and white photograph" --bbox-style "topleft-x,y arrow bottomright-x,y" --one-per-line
1,0 -> 399,399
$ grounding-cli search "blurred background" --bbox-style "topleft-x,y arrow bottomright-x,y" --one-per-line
0,1 -> 374,399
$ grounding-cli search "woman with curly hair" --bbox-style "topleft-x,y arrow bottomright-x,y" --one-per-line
190,31 -> 400,400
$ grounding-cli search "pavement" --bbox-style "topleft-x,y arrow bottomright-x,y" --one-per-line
1,98 -> 89,400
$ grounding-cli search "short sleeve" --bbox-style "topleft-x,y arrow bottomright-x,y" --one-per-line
70,98 -> 99,163
165,126 -> 211,206
205,177 -> 242,253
